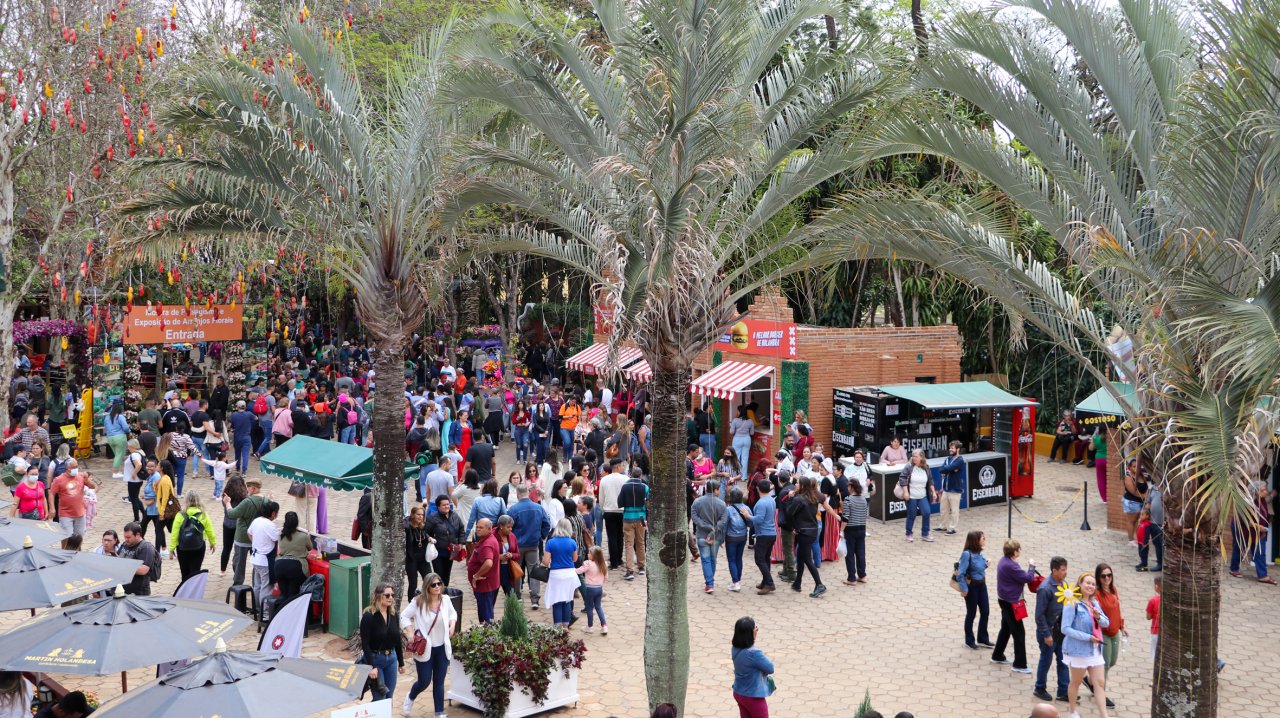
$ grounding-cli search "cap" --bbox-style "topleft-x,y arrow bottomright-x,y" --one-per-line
235,400 -> 246,410
245,478 -> 263,488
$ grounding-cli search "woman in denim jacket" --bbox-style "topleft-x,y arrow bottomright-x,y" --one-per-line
1061,573 -> 1113,718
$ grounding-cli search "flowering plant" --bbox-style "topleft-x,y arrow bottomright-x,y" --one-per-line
458,324 -> 501,340
453,594 -> 586,718
13,319 -> 85,344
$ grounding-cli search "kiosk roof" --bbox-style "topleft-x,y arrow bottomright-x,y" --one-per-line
877,381 -> 1035,410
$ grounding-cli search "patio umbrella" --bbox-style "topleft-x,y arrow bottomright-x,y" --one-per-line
0,516 -> 66,556
0,590 -> 252,677
0,537 -> 141,611
91,639 -> 370,718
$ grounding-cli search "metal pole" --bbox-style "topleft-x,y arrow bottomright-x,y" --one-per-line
1007,484 -> 1012,538
1080,479 -> 1092,531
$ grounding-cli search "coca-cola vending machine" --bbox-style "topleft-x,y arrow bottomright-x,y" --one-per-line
994,402 -> 1037,498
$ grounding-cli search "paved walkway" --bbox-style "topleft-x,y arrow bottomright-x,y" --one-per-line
5,447 -> 1276,718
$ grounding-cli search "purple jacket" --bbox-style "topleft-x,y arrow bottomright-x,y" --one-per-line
996,556 -> 1037,603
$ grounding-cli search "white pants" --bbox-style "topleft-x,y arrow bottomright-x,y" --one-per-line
939,492 -> 962,532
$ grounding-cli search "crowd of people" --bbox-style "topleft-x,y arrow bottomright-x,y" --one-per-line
6,333 -> 1274,718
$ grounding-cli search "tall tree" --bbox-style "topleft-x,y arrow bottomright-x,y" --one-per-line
450,0 -> 905,712
801,1 -> 1280,715
117,19 -> 467,597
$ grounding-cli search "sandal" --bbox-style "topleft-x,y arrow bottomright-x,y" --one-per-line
1229,571 -> 1242,578
1259,576 -> 1277,585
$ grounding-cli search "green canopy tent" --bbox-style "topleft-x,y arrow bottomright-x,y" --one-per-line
1074,382 -> 1136,427
259,436 -> 415,491
877,381 -> 1036,410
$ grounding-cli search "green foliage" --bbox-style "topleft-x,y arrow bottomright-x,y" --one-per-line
453,619 -> 587,718
854,689 -> 875,718
498,591 -> 529,641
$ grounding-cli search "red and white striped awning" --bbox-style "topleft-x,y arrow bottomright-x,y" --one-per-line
565,343 -> 644,375
624,358 -> 652,383
690,361 -> 774,399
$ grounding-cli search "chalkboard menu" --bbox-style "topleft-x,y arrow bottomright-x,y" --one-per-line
832,386 -> 976,460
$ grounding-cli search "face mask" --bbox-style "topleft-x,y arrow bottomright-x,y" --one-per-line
25,474 -> 38,483
69,468 -> 79,476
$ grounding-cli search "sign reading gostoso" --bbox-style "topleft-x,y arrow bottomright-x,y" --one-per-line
124,304 -> 243,344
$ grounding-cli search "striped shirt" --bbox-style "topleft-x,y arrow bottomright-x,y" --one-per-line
841,494 -> 869,527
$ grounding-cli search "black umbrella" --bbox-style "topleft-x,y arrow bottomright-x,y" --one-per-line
0,591 -> 252,676
0,538 -> 141,611
0,516 -> 66,555
91,639 -> 370,718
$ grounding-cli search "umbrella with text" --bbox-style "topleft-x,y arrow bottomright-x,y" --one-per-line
0,538 -> 141,611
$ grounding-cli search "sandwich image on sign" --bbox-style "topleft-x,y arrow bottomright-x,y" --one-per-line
731,322 -> 750,349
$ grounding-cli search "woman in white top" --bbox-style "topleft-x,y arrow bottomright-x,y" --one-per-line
845,449 -> 871,494
0,671 -> 34,718
400,571 -> 457,718
896,450 -> 937,543
248,500 -> 281,615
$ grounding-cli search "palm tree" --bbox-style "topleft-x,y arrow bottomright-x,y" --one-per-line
799,1 -> 1280,715
448,0 -> 905,711
116,20 -> 467,598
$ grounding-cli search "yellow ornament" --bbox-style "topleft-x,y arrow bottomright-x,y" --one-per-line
135,26 -> 143,46
44,81 -> 54,98
155,40 -> 164,58
176,144 -> 183,157
103,349 -> 111,364
170,3 -> 177,18
127,286 -> 134,302
73,289 -> 81,305
1055,581 -> 1081,607
167,270 -> 174,285
137,128 -> 144,144
61,337 -> 69,350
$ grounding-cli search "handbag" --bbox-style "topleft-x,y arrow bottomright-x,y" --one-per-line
949,562 -> 962,593
407,629 -> 428,657
893,483 -> 909,501
350,516 -> 360,541
1028,570 -> 1045,593
288,481 -> 307,498
449,544 -> 467,562
162,494 -> 181,521
1012,598 -> 1029,621
529,563 -> 551,584
509,558 -> 525,581
765,674 -> 777,696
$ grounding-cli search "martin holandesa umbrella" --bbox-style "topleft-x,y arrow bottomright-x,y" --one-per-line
0,589 -> 252,691
0,516 -> 66,555
90,639 -> 370,718
0,537 -> 141,611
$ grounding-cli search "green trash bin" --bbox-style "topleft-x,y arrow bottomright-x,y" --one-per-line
328,556 -> 372,639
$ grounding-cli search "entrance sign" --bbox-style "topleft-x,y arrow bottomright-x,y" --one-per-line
124,304 -> 243,344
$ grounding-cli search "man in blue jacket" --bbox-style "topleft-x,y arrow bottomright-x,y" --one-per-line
751,479 -> 778,594
506,484 -> 551,608
1033,556 -> 1070,702
939,441 -> 967,535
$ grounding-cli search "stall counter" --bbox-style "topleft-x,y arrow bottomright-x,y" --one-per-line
863,451 -> 1009,523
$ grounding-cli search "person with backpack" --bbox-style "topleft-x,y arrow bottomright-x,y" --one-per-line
119,521 -> 161,596
254,392 -> 276,457
140,459 -> 176,552
720,488 -> 752,592
169,491 -> 216,582
121,439 -> 147,522
229,401 -> 256,473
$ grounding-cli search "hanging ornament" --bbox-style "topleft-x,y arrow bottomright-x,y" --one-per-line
62,337 -> 69,350
74,289 -> 81,304
127,285 -> 134,302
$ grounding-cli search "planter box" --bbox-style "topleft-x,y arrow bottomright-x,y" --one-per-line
446,661 -> 579,718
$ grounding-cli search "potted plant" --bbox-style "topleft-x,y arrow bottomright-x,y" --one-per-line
448,593 -> 587,718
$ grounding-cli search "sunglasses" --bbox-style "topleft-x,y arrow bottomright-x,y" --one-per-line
381,592 -> 395,598
1101,573 -> 1113,578
429,583 -> 443,589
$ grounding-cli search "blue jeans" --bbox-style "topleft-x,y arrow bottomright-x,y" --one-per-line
534,434 -> 549,465
367,650 -> 398,701
905,497 -> 931,537
552,600 -> 574,625
339,425 -> 356,445
697,536 -> 721,587
725,539 -> 746,583
234,438 -> 252,473
580,584 -> 606,627
172,456 -> 187,495
560,428 -> 575,459
408,644 -> 449,714
513,426 -> 531,462
1230,524 -> 1267,577
593,505 -> 603,547
1035,635 -> 1069,696
257,420 -> 274,455
964,581 -> 991,646
732,436 -> 751,482
191,436 -> 208,475
475,589 -> 498,623
699,433 -> 716,461
1140,523 -> 1165,569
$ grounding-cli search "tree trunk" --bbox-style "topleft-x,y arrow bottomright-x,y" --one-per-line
0,298 -> 17,433
370,339 -> 408,599
910,0 -> 928,59
850,260 -> 868,328
643,363 -> 692,715
823,15 -> 838,50
1152,522 -> 1221,718
890,264 -> 906,327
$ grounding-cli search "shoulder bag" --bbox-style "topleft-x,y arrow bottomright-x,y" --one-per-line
529,563 -> 551,584
1012,598 -> 1029,621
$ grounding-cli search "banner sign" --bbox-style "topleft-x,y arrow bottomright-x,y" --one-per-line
715,319 -> 797,358
593,303 -> 615,336
124,304 -> 243,344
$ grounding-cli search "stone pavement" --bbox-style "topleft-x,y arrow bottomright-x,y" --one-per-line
5,447 -> 1277,718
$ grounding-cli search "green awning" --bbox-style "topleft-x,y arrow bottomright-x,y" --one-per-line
259,436 -> 414,491
878,381 -> 1036,410
1075,382 -> 1136,418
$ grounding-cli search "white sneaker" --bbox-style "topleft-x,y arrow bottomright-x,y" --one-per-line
402,693 -> 413,717
112,472 -> 124,480
1069,713 -> 1081,718
728,582 -> 741,592
601,625 -> 608,635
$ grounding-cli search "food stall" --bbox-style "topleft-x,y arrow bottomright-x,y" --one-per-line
832,381 -> 1036,521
